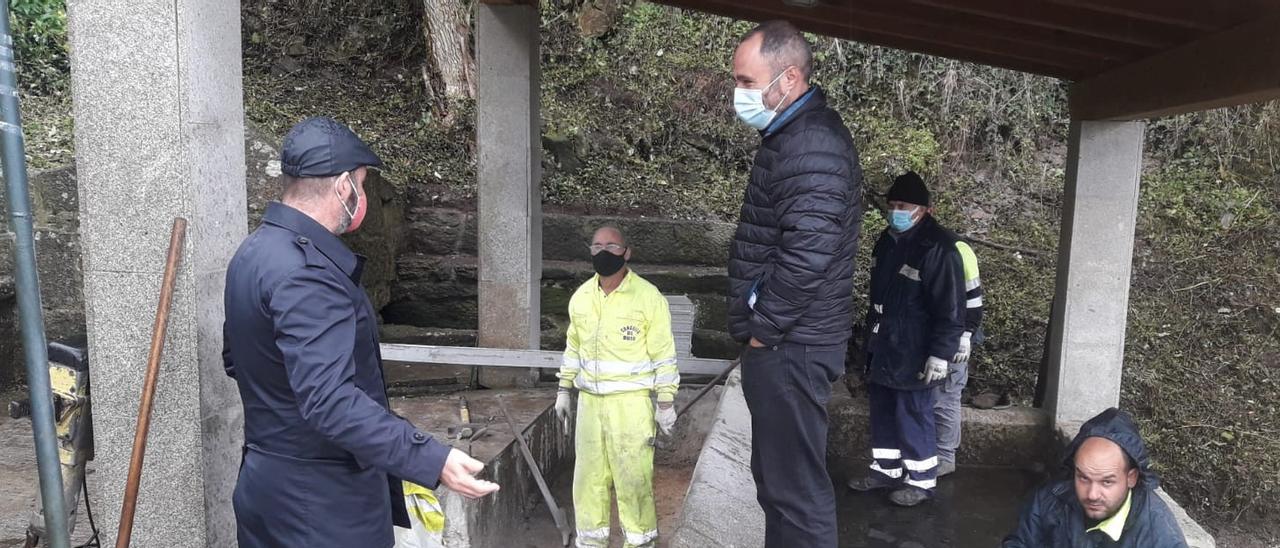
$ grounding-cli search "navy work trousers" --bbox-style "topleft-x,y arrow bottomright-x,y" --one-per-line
867,382 -> 939,493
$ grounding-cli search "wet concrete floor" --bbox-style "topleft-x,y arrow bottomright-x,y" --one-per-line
832,459 -> 1041,547
517,458 -> 1040,548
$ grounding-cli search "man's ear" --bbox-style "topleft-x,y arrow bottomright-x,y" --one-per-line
335,172 -> 354,199
624,248 -> 633,262
1126,467 -> 1139,489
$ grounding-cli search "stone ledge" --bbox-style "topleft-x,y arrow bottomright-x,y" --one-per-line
670,369 -> 765,548
829,387 -> 1053,468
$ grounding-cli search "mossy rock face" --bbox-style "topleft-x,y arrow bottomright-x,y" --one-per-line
692,329 -> 739,360
404,207 -> 471,256
379,324 -> 477,347
341,169 -> 405,312
382,297 -> 477,330
542,214 -> 734,266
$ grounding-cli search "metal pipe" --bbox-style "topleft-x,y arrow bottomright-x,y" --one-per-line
115,218 -> 186,548
0,5 -> 71,548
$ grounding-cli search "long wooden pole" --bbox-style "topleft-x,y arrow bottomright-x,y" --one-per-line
115,218 -> 187,548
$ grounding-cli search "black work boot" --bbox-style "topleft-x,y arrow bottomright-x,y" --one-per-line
889,486 -> 933,507
847,473 -> 899,492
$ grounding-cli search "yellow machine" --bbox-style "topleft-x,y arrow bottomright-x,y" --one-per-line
11,341 -> 97,548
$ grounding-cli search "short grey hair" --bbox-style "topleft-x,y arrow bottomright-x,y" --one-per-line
281,174 -> 339,203
741,20 -> 813,79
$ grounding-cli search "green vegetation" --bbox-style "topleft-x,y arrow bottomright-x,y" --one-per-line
10,0 -> 1279,537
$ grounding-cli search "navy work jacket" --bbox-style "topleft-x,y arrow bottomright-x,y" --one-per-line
223,202 -> 451,548
863,216 -> 967,390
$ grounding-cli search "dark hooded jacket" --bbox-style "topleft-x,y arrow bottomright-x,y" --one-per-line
1004,408 -> 1189,548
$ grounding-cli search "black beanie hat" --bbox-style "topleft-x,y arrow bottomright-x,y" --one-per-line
886,171 -> 930,207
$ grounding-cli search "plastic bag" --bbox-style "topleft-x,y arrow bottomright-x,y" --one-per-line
394,481 -> 445,548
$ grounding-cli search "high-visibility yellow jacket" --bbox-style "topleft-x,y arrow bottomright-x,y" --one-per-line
558,270 -> 680,403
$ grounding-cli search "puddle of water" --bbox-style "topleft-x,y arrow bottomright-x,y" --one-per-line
833,459 -> 1041,548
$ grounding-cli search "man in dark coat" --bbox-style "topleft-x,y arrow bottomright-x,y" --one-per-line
727,19 -> 863,548
846,172 -> 967,507
224,117 -> 498,548
1004,408 -> 1189,547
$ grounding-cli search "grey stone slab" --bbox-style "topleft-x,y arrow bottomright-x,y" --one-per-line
69,1 -> 246,545
200,403 -> 243,548
1046,120 -> 1145,425
670,369 -> 765,548
1156,488 -> 1216,548
188,122 -> 248,275
195,270 -> 239,415
475,4 -> 543,379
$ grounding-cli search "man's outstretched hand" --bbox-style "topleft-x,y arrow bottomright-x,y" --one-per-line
440,448 -> 501,498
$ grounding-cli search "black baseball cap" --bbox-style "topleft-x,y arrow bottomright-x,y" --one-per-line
279,116 -> 383,178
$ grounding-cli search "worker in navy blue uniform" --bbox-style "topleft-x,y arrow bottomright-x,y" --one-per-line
847,171 -> 966,507
727,20 -> 862,548
223,117 -> 499,548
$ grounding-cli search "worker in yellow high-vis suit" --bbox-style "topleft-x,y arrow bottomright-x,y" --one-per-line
555,226 -> 680,548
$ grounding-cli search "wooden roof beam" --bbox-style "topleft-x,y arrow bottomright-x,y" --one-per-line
1070,14 -> 1280,120
900,0 -> 1196,49
1046,0 -> 1275,32
840,0 -> 1155,63
653,0 -> 1085,78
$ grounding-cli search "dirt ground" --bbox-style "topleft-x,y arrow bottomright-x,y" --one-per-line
514,464 -> 694,548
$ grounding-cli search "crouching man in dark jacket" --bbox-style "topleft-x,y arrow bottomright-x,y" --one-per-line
1003,408 -> 1189,548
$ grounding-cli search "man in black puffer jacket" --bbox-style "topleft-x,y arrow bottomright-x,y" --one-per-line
727,20 -> 862,548
1004,408 -> 1189,547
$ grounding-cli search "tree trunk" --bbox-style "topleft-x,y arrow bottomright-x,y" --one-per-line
423,0 -> 476,124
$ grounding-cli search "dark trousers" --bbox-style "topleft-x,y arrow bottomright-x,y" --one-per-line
741,342 -> 845,548
868,383 -> 938,493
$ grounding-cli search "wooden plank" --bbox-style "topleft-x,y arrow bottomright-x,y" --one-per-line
901,0 -> 1196,49
1070,14 -> 1280,120
1046,0 -> 1273,32
843,0 -> 1156,62
380,344 -> 735,376
653,0 -> 1082,77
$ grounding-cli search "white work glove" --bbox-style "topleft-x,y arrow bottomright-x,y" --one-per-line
555,390 -> 572,436
655,403 -> 677,437
922,356 -> 949,384
953,331 -> 973,364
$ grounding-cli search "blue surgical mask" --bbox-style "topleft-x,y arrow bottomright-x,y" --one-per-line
734,71 -> 790,130
890,207 -> 919,232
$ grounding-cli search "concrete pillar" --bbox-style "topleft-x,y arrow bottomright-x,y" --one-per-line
67,1 -> 245,546
476,2 -> 542,387
1045,120 -> 1145,426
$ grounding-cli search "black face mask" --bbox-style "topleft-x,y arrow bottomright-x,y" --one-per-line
592,250 -> 627,277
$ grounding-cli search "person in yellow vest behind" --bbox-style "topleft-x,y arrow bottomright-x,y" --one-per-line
555,225 -> 680,548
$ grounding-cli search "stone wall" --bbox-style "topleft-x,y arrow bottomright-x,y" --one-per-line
0,167 -> 85,387
0,127 -> 741,386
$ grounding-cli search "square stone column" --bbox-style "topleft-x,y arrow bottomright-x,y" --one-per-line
1045,120 -> 1145,425
476,2 -> 543,387
67,0 -> 245,545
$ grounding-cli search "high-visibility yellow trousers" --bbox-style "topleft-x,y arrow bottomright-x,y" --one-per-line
573,391 -> 658,548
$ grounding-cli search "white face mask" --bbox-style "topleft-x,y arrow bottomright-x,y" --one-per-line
734,70 -> 789,130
